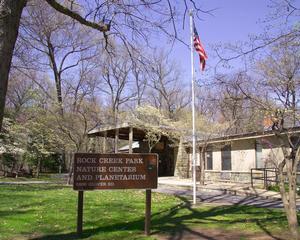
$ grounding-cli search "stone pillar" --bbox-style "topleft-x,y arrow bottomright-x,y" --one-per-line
174,137 -> 190,178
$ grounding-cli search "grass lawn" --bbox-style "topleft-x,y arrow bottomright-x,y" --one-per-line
0,184 -> 293,240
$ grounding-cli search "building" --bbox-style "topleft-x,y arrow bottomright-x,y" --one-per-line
88,123 -> 300,183
180,127 -> 300,183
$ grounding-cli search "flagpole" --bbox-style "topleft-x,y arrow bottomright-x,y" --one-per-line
189,9 -> 197,205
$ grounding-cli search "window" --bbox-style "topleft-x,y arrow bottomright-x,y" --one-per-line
221,145 -> 231,170
291,136 -> 300,148
205,150 -> 213,170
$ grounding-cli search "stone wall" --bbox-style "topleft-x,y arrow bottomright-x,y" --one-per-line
204,170 -> 252,183
174,138 -> 190,178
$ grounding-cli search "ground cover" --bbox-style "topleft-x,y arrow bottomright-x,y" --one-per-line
267,184 -> 300,196
0,174 -> 66,183
0,184 -> 294,240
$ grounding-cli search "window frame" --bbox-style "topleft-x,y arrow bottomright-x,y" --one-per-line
221,145 -> 232,171
205,150 -> 213,170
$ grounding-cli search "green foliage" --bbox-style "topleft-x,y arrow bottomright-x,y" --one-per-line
0,113 -> 64,175
42,154 -> 64,172
23,152 -> 63,173
0,118 -> 26,155
0,153 -> 22,176
23,152 -> 39,170
1,153 -> 16,169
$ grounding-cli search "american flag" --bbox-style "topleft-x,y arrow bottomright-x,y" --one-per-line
193,26 -> 208,71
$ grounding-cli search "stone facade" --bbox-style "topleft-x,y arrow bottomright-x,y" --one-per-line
204,170 -> 252,182
174,138 -> 190,178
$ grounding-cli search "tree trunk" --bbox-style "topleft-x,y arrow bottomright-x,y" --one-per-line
279,158 -> 299,239
0,0 -> 27,130
287,169 -> 299,239
285,186 -> 299,240
67,152 -> 74,185
36,157 -> 41,178
287,203 -> 299,239
46,38 -> 64,116
67,161 -> 73,185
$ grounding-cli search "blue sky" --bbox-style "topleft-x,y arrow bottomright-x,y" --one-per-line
166,0 -> 272,84
199,0 -> 270,42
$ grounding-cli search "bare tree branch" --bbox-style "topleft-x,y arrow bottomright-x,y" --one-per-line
45,0 -> 110,32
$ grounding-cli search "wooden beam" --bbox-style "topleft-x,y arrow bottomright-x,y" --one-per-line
129,127 -> 133,154
102,131 -> 107,153
115,129 -> 119,153
103,131 -> 107,153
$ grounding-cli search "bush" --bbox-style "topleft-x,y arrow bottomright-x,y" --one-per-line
23,152 -> 65,174
0,153 -> 28,177
2,153 -> 16,169
42,153 -> 64,173
267,184 -> 300,195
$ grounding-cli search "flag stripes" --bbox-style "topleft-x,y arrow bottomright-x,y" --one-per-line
193,26 -> 207,71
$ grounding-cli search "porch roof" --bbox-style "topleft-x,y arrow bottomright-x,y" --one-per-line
88,123 -> 146,141
88,122 -> 175,141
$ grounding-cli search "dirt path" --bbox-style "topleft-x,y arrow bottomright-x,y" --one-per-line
155,227 -> 289,240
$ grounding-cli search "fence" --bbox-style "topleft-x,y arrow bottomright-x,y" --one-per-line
251,168 -> 278,189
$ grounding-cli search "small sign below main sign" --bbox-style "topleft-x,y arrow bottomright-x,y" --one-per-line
73,153 -> 158,190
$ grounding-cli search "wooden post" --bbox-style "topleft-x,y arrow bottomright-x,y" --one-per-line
129,127 -> 133,154
264,169 -> 267,189
251,169 -> 253,188
115,128 -> 119,153
77,191 -> 84,235
96,136 -> 100,153
103,131 -> 107,153
265,169 -> 268,189
145,189 -> 151,236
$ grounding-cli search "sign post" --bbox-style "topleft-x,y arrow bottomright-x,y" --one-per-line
145,189 -> 151,236
73,153 -> 158,236
77,191 -> 84,235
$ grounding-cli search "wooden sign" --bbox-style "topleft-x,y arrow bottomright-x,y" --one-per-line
73,153 -> 158,190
